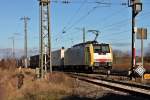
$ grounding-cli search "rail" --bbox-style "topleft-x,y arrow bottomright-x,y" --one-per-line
67,72 -> 150,99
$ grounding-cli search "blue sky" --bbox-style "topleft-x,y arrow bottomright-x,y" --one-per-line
0,0 -> 150,57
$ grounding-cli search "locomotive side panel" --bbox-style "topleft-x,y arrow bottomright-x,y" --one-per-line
64,46 -> 85,66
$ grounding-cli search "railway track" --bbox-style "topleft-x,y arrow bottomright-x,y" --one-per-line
67,72 -> 150,99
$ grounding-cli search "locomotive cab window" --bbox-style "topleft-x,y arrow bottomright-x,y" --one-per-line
101,45 -> 110,53
94,44 -> 110,53
94,46 -> 101,53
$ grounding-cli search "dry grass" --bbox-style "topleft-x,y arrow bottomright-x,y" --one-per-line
0,68 -> 76,100
144,63 -> 150,70
0,59 -> 77,100
18,71 -> 75,100
0,59 -> 17,99
112,63 -> 131,71
113,62 -> 150,71
0,59 -> 149,100
0,59 -> 16,70
0,69 -> 17,100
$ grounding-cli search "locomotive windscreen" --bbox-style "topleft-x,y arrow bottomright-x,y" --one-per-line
94,44 -> 110,53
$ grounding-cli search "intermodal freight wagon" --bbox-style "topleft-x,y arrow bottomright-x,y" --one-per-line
29,41 -> 113,73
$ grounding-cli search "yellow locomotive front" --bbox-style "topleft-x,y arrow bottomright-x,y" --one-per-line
85,43 -> 113,71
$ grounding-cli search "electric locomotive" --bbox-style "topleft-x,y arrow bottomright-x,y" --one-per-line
64,41 -> 113,72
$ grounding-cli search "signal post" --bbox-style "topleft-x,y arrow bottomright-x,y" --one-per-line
128,0 -> 142,80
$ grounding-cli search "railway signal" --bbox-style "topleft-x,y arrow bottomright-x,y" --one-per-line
128,0 -> 143,80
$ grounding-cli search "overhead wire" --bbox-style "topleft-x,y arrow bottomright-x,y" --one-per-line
100,18 -> 130,31
54,0 -> 129,44
53,0 -> 150,49
54,0 -> 111,45
64,6 -> 103,32
98,4 -> 150,40
101,29 -> 130,39
63,0 -> 111,33
53,0 -> 87,44
65,1 -> 129,35
96,6 -> 128,26
103,21 -> 130,32
100,11 -> 150,46
111,42 -> 131,47
51,0 -> 111,4
62,0 -> 87,32
59,17 -> 130,46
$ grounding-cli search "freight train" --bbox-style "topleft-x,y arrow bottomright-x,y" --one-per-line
29,41 -> 113,73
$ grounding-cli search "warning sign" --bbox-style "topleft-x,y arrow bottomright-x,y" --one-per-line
136,28 -> 147,39
135,66 -> 145,76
